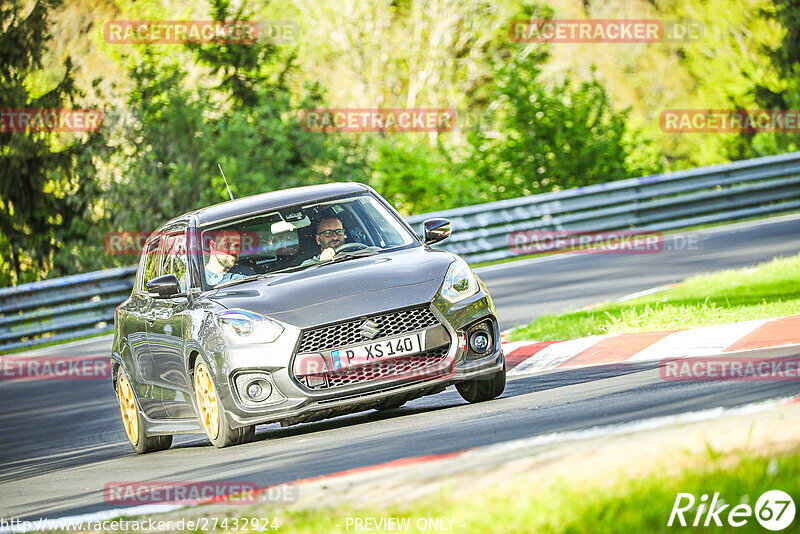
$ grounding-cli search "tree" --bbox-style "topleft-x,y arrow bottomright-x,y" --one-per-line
462,47 -> 661,200
0,0 -> 99,285
187,0 -> 368,204
287,0 -> 519,122
367,135 -> 478,215
107,50 -> 212,232
104,0 -> 368,237
752,0 -> 800,154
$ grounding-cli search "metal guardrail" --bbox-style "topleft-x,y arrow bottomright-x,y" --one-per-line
406,151 -> 800,264
0,266 -> 137,352
2,151 -> 800,352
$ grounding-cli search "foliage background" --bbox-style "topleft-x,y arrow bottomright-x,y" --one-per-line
0,0 -> 795,285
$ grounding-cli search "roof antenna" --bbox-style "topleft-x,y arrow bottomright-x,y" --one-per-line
217,163 -> 235,201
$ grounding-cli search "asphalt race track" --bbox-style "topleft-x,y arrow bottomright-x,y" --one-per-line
2,215 -> 800,521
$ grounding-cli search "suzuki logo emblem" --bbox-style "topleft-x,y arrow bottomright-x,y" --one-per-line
359,319 -> 380,340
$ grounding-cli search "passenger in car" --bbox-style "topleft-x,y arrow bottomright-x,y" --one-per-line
204,229 -> 255,286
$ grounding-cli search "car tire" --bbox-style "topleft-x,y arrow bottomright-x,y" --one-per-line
116,372 -> 173,454
193,357 -> 254,448
374,399 -> 407,411
456,359 -> 506,403
240,423 -> 257,444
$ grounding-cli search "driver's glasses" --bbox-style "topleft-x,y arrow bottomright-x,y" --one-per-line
317,229 -> 345,237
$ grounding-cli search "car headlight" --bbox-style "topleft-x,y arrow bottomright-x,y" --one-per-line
440,257 -> 479,303
217,310 -> 284,344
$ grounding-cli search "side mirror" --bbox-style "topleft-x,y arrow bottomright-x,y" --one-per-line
423,218 -> 452,245
146,274 -> 181,299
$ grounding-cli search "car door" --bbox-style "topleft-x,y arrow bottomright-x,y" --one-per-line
145,225 -> 195,419
130,233 -> 170,420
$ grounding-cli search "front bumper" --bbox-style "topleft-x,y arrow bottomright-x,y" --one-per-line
213,286 -> 502,428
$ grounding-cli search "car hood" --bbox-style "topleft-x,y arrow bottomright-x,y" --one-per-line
206,247 -> 455,328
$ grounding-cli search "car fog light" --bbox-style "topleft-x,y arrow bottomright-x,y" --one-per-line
233,372 -> 284,408
469,331 -> 491,353
247,382 -> 263,399
243,378 -> 272,402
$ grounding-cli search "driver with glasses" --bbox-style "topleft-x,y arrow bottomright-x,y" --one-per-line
309,216 -> 346,263
301,214 -> 376,266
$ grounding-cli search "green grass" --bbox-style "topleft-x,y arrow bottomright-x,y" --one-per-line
224,448 -> 800,533
508,253 -> 800,342
0,329 -> 113,355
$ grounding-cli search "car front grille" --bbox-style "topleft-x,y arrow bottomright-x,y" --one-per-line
296,305 -> 439,354
300,345 -> 451,390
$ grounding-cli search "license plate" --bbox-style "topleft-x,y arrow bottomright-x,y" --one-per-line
329,334 -> 422,371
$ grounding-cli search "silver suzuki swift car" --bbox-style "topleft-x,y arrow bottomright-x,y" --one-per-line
112,183 -> 505,453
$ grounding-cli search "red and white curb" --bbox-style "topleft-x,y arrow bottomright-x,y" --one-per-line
501,315 -> 800,377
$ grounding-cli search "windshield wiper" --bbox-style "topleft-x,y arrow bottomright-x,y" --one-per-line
315,249 -> 380,267
271,263 -> 316,274
214,273 -> 269,289
214,250 -> 380,288
214,269 -> 297,289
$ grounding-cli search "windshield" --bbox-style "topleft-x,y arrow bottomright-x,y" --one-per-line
198,193 -> 418,290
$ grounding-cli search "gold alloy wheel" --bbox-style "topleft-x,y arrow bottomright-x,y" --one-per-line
116,374 -> 139,445
194,363 -> 220,440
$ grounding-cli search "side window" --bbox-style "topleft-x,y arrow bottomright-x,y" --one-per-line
163,229 -> 189,291
140,234 -> 163,292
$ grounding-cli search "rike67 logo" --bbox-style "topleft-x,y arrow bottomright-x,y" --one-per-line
668,490 -> 795,531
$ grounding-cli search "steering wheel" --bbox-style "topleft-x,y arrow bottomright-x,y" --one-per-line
334,242 -> 369,255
